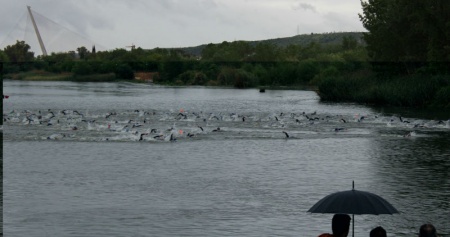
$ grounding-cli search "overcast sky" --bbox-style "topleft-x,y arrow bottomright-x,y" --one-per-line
1,0 -> 366,54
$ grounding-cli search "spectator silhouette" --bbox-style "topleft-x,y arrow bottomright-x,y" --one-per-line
318,214 -> 351,237
370,226 -> 387,237
419,223 -> 438,237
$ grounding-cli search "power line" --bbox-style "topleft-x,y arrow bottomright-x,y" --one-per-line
0,11 -> 27,49
2,6 -> 108,55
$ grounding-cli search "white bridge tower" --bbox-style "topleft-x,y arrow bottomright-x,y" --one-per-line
27,6 -> 47,56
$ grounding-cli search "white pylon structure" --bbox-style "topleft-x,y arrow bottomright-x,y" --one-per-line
27,6 -> 47,56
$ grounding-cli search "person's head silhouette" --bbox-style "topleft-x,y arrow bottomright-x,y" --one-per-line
419,223 -> 437,237
332,214 -> 351,237
370,226 -> 387,237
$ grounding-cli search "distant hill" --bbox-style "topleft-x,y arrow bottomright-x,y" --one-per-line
173,32 -> 365,56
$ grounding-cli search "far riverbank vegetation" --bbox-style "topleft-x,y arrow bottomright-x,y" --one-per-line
1,1 -> 449,108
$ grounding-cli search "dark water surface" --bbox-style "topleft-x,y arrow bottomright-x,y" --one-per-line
3,80 -> 450,236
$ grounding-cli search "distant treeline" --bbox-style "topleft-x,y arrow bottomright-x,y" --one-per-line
0,34 -> 367,89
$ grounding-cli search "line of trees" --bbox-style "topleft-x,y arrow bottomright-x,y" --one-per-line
360,0 -> 450,64
1,34 -> 367,89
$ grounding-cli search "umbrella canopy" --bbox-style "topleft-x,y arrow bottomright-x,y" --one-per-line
307,189 -> 399,215
308,182 -> 399,237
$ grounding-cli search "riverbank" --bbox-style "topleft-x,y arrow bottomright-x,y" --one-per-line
3,70 -> 118,82
318,72 -> 450,108
3,70 -> 318,91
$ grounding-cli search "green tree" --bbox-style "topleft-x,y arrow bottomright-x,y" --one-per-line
3,40 -> 34,62
299,42 -> 322,60
342,36 -> 358,50
72,61 -> 93,75
0,50 -> 8,62
250,42 -> 280,62
115,64 -> 134,80
76,46 -> 89,60
359,0 -> 450,63
251,64 -> 270,85
422,1 -> 450,62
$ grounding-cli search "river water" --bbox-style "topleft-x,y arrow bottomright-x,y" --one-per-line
2,80 -> 450,237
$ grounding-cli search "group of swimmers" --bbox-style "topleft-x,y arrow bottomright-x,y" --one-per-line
319,214 -> 441,237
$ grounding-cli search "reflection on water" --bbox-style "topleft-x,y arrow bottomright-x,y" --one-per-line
2,80 -> 450,237
370,132 -> 450,235
372,106 -> 450,121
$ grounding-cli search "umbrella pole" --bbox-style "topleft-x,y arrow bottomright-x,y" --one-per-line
352,214 -> 354,237
352,181 -> 355,237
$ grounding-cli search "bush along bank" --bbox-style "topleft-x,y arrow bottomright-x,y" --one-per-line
318,68 -> 450,108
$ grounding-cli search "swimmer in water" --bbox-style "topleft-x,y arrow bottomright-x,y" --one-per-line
169,133 -> 177,142
139,133 -> 149,141
187,133 -> 195,138
334,128 -> 346,132
403,131 -> 413,137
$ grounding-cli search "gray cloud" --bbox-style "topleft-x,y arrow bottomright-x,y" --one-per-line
292,2 -> 317,12
153,0 -> 176,10
199,0 -> 218,9
323,11 -> 362,32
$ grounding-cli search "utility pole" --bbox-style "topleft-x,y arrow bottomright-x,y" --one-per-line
27,6 -> 47,56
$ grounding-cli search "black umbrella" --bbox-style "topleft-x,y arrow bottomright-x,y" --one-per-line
308,181 -> 399,237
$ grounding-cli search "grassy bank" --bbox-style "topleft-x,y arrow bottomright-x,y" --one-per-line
4,70 -> 119,82
3,70 -> 317,91
318,72 -> 450,108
